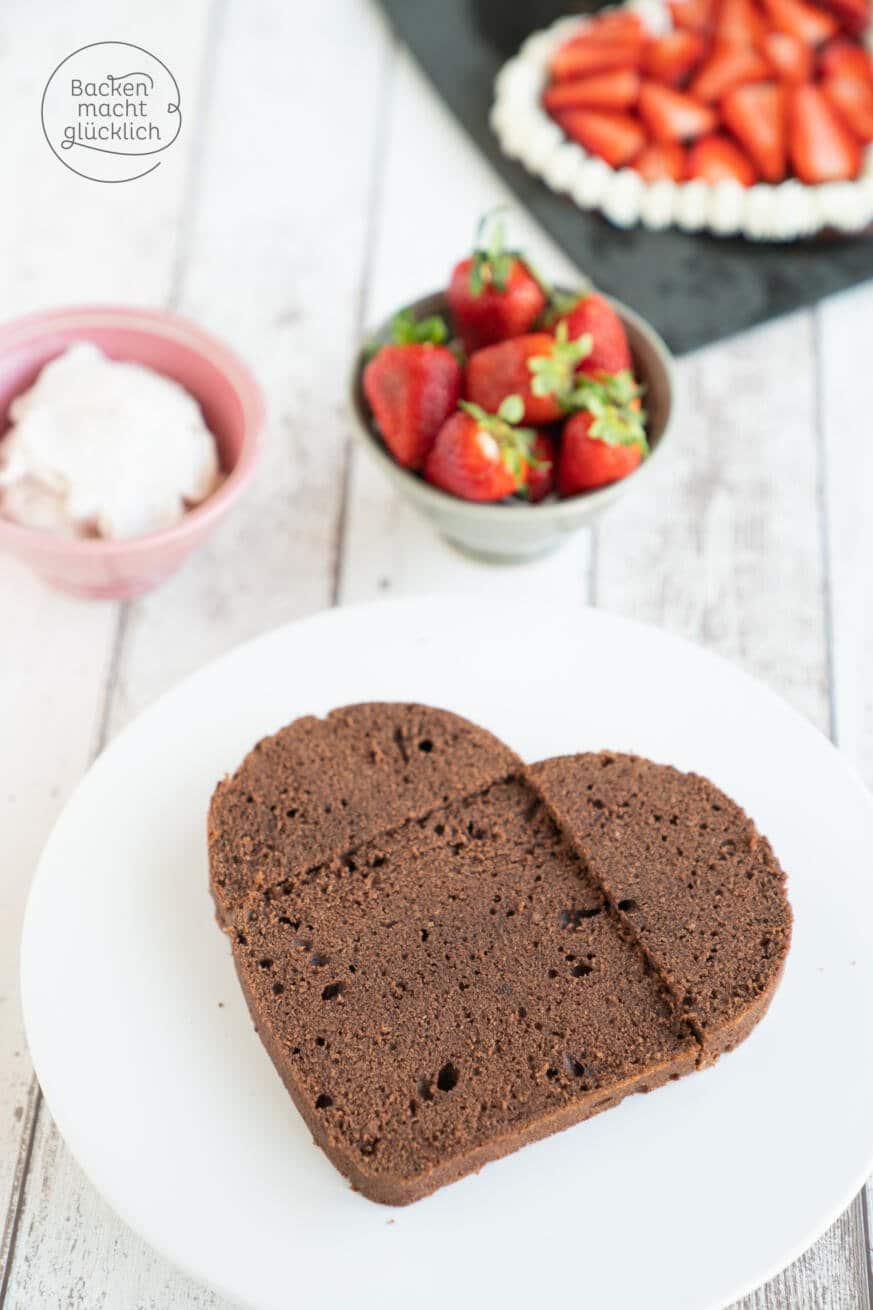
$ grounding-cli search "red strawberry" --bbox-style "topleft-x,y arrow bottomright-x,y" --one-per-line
363,312 -> 462,471
557,292 -> 633,378
820,37 -> 873,79
687,133 -> 758,182
543,68 -> 640,112
639,82 -> 718,141
789,83 -> 862,180
465,327 -> 593,425
557,109 -> 647,165
525,432 -> 558,503
579,11 -> 647,42
633,140 -> 688,179
642,30 -> 707,85
550,39 -> 644,80
690,44 -> 770,100
761,0 -> 839,44
558,388 -> 649,496
716,0 -> 767,45
447,214 -> 547,355
824,71 -> 873,139
818,0 -> 869,36
670,0 -> 717,32
424,397 -> 534,502
760,30 -> 814,81
722,82 -> 788,180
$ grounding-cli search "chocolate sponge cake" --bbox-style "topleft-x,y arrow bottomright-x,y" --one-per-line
209,705 -> 791,1205
527,754 -> 793,1063
208,703 -> 519,930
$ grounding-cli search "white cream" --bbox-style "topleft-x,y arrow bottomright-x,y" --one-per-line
0,343 -> 219,539
491,0 -> 873,241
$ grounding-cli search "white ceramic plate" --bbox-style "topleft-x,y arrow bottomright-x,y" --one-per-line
21,597 -> 873,1310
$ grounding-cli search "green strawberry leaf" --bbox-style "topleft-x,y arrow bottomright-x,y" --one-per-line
391,309 -> 449,346
497,393 -> 525,425
528,325 -> 593,406
570,379 -> 649,454
466,207 -> 534,297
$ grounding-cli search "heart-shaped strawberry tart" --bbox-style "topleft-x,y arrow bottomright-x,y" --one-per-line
209,704 -> 791,1205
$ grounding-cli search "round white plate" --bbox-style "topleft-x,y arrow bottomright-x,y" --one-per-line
22,597 -> 873,1310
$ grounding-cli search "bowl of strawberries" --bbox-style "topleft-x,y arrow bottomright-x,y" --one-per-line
352,217 -> 675,562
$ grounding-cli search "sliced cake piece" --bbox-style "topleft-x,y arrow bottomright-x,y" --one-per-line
208,703 -> 520,929
232,778 -> 697,1205
527,753 -> 793,1061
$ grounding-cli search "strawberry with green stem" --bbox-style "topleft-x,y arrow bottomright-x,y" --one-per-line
558,379 -> 649,496
363,310 -> 462,471
424,395 -> 541,502
447,212 -> 548,354
465,325 -> 593,424
552,291 -> 633,379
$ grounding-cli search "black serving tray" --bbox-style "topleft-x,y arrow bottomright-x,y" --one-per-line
376,0 -> 873,354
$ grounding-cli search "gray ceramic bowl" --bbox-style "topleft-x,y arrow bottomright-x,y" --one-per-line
350,290 -> 677,563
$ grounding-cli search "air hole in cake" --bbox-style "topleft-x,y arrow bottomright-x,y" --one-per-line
372,855 -> 386,868
419,1077 -> 434,1102
315,1094 -> 333,1110
559,905 -> 602,928
572,963 -> 593,978
547,969 -> 558,979
420,928 -> 429,942
272,982 -> 284,996
259,958 -> 273,970
618,899 -> 638,913
286,807 -> 298,818
517,1006 -> 527,1019
236,931 -> 247,946
311,954 -> 329,967
545,1066 -> 558,1079
434,822 -> 445,836
321,982 -> 343,1001
315,1036 -> 326,1047
564,1056 -> 586,1078
418,739 -> 433,753
245,795 -> 254,805
591,798 -> 604,810
360,1138 -> 379,1157
409,1099 -> 418,1117
437,1062 -> 459,1092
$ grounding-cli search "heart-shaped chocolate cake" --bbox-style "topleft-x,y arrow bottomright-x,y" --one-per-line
209,704 -> 791,1205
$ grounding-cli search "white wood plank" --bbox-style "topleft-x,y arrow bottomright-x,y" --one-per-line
0,566 -> 115,1288
817,280 -> 873,1299
5,1 -> 394,1307
739,1193 -> 870,1310
818,281 -> 873,788
595,312 -> 829,730
0,0 -> 213,1297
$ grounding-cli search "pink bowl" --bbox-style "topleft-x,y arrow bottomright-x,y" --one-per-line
0,305 -> 265,598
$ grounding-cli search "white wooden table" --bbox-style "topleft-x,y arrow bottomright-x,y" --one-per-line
1,1 -> 872,1305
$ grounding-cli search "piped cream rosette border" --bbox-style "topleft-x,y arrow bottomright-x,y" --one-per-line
490,0 -> 873,240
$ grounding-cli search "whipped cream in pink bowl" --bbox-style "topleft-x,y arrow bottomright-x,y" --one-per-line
0,306 -> 264,598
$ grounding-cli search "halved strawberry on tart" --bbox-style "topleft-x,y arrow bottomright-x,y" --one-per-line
491,0 -> 873,239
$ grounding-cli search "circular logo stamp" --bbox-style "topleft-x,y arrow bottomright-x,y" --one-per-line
41,42 -> 181,183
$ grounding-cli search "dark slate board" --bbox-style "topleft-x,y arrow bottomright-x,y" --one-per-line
376,0 -> 873,354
